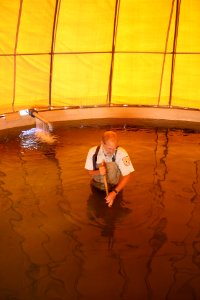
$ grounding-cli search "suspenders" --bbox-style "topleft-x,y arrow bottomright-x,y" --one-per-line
92,145 -> 118,170
92,145 -> 100,170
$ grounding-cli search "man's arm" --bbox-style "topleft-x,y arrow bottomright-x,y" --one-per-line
86,164 -> 106,176
105,173 -> 132,207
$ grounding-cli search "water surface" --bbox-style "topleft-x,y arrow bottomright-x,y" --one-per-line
0,125 -> 200,300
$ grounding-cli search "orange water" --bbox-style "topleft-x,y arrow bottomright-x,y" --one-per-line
0,125 -> 200,300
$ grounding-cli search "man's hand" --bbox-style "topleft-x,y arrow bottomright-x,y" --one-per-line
105,191 -> 116,207
99,164 -> 106,176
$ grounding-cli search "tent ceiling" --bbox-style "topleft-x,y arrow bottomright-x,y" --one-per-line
0,0 -> 200,114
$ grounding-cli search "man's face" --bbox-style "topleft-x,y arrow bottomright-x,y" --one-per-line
102,140 -> 117,156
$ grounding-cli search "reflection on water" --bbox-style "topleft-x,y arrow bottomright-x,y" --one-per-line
0,125 -> 200,300
87,186 -> 132,249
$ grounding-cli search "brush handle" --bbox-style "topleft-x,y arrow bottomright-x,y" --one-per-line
103,175 -> 109,196
101,161 -> 109,196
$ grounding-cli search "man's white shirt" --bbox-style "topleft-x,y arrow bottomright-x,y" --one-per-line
85,145 -> 134,176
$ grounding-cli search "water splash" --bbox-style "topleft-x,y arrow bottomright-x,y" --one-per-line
35,129 -> 57,144
35,118 -> 57,144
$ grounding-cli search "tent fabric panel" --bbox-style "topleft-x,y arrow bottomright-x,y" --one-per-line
0,2 -> 20,54
55,0 -> 115,52
13,55 -> 50,110
17,0 -> 55,54
116,0 -> 176,52
172,54 -> 200,109
51,53 -> 112,107
111,53 -> 172,106
0,0 -> 200,114
158,54 -> 174,107
177,0 -> 200,52
0,56 -> 14,113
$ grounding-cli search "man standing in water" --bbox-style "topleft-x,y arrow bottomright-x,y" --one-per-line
85,130 -> 134,207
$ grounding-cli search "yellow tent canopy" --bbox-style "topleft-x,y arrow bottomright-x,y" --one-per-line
0,0 -> 200,114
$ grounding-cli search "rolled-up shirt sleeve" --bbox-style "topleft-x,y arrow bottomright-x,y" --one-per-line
85,147 -> 96,170
116,147 -> 135,176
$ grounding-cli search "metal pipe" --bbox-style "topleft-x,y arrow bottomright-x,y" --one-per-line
29,109 -> 52,130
